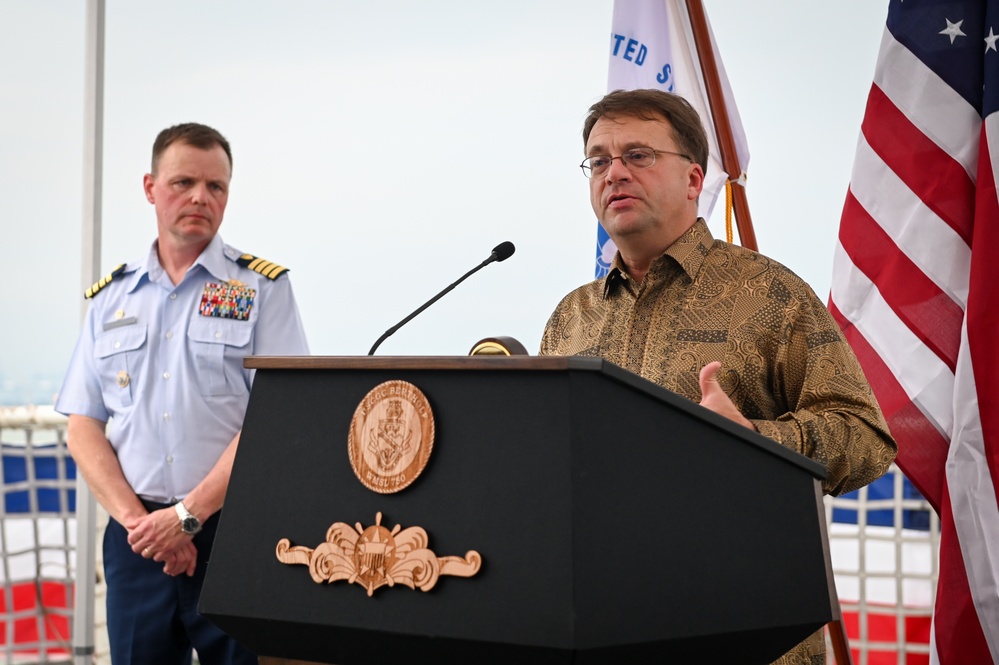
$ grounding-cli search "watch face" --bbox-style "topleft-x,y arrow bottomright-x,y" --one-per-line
182,516 -> 200,534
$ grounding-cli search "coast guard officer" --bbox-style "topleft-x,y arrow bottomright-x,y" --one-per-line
56,123 -> 309,664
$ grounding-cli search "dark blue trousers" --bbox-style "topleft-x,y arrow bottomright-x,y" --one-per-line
103,503 -> 256,665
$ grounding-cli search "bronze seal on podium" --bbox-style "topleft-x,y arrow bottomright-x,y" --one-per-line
348,380 -> 435,494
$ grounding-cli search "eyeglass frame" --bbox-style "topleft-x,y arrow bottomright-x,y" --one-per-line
579,146 -> 693,179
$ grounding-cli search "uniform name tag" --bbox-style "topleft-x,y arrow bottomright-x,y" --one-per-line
102,316 -> 138,331
199,282 -> 256,321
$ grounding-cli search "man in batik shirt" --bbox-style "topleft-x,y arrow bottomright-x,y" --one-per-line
540,89 -> 896,664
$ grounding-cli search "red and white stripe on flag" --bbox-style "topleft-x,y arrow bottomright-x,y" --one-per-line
841,606 -> 932,665
829,1 -> 999,662
0,515 -> 74,656
0,581 -> 71,657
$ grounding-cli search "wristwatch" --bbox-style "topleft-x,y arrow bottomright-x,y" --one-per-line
174,501 -> 202,536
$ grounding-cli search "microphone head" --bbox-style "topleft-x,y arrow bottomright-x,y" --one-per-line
491,241 -> 516,262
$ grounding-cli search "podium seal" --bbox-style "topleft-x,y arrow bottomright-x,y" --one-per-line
348,380 -> 435,494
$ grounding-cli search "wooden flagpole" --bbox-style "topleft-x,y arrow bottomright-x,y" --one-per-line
683,0 -> 757,251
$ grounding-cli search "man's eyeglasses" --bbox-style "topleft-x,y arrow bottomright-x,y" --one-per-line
579,147 -> 692,179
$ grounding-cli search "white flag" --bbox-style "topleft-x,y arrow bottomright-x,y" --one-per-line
596,0 -> 749,277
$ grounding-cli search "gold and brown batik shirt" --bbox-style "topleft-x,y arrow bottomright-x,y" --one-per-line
539,219 -> 896,497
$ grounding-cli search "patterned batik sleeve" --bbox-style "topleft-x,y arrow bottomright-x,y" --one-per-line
751,290 -> 897,496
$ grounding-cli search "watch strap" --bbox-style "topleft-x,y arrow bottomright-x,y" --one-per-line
174,501 -> 202,535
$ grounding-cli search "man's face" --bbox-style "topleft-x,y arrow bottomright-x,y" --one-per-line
585,115 -> 703,248
143,141 -> 231,250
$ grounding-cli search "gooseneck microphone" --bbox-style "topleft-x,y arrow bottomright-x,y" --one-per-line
367,241 -> 516,355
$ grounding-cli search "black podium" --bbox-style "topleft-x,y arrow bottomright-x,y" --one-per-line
200,356 -> 838,664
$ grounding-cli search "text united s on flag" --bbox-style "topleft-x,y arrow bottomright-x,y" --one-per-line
597,0 -> 749,277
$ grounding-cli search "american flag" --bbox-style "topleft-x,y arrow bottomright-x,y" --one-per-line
829,1 -> 999,662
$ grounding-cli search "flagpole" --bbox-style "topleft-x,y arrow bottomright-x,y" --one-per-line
75,0 -> 104,663
683,0 -> 757,251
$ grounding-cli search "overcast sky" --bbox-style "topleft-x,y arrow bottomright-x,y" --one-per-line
0,1 -> 889,403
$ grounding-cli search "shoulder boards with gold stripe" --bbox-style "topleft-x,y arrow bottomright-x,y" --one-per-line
84,264 -> 127,299
236,253 -> 289,280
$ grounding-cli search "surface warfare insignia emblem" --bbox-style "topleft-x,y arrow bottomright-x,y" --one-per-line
275,512 -> 482,597
348,380 -> 434,494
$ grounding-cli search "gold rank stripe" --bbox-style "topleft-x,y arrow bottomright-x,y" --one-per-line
85,264 -> 127,299
238,253 -> 289,280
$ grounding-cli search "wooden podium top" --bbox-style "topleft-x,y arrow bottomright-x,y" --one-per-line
244,355 -> 581,371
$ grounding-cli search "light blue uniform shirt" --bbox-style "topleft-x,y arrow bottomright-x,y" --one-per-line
56,234 -> 309,503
